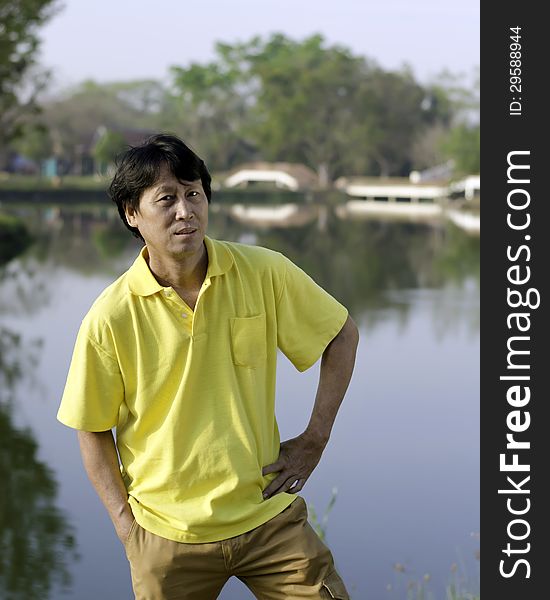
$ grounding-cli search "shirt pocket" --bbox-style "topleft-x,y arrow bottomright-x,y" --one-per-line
230,314 -> 267,368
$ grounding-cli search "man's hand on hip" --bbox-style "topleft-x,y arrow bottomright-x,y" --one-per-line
261,432 -> 327,499
261,317 -> 358,501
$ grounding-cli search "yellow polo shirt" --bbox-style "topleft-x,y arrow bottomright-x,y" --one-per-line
58,236 -> 348,543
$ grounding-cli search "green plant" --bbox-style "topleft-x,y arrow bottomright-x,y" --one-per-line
307,487 -> 338,542
386,539 -> 480,600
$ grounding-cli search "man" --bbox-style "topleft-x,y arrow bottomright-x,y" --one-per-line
58,134 -> 358,600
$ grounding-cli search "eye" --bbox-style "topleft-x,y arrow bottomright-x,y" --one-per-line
159,194 -> 175,202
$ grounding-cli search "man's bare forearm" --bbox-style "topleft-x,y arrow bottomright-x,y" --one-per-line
304,314 -> 359,446
77,430 -> 134,542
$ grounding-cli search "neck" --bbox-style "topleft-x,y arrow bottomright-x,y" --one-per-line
146,243 -> 208,291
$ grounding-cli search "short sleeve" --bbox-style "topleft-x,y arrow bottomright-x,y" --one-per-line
57,319 -> 124,431
276,256 -> 348,372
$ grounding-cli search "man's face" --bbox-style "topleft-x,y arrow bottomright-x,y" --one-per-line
125,165 -> 209,262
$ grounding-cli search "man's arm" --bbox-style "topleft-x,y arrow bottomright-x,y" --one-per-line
77,430 -> 134,544
262,314 -> 359,498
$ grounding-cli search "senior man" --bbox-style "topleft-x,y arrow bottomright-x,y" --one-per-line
58,134 -> 358,600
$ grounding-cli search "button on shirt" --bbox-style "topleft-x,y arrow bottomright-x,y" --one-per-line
57,237 -> 348,543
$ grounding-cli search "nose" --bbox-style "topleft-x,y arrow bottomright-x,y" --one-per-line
175,197 -> 193,220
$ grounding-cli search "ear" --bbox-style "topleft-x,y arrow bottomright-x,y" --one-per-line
125,204 -> 139,228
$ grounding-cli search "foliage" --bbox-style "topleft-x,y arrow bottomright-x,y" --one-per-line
10,121 -> 52,162
11,79 -> 168,167
170,42 -> 258,171
7,30 -> 479,180
307,487 -> 338,542
307,487 -> 480,600
0,0 -> 60,153
244,34 -> 368,183
387,560 -> 480,600
428,69 -> 479,127
412,69 -> 480,174
350,67 -> 437,177
440,124 -> 480,175
169,34 -> 452,181
92,129 -> 127,173
387,533 -> 480,600
0,174 -> 107,190
410,124 -> 449,171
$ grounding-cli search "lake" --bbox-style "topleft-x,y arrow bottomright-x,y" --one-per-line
0,201 -> 479,599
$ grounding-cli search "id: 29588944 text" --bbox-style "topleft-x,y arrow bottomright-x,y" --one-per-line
509,26 -> 523,116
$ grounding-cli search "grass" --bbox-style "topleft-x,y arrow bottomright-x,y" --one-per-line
0,173 -> 109,191
386,536 -> 480,600
386,564 -> 480,600
308,491 -> 480,600
307,487 -> 338,542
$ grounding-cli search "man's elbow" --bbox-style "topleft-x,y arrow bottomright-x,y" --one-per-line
341,315 -> 359,347
329,315 -> 359,353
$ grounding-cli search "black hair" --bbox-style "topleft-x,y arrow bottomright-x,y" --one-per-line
108,133 -> 212,239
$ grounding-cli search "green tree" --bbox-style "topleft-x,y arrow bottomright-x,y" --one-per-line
429,68 -> 480,126
169,33 -> 451,181
410,123 -> 449,171
441,123 -> 480,175
350,67 -> 437,177
10,121 -> 52,163
411,68 -> 480,175
18,79 -> 169,171
0,0 -> 60,158
92,128 -> 127,174
170,43 -> 258,171
245,34 -> 368,184
437,69 -> 480,174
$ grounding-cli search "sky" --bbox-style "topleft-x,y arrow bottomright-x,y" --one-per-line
38,0 -> 479,90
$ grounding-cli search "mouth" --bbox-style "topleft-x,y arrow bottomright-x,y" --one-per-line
175,228 -> 198,235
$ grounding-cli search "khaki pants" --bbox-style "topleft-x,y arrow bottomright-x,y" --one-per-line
124,496 -> 349,599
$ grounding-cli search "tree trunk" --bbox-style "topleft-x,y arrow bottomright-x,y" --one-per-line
317,162 -> 330,189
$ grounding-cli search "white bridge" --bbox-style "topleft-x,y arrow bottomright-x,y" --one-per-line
224,162 -> 319,191
225,169 -> 300,191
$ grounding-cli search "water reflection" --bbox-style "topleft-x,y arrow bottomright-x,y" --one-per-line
254,217 -> 479,336
3,204 -> 479,336
0,201 -> 479,599
0,324 -> 78,599
0,257 -> 52,317
23,207 -> 133,277
0,216 -> 33,265
0,327 -> 42,404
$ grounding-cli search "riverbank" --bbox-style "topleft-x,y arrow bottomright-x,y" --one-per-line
0,185 -> 322,206
0,174 -> 479,209
0,174 -> 108,191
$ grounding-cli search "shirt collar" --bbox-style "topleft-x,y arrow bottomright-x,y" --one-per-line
127,236 -> 234,297
204,235 -> 234,278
